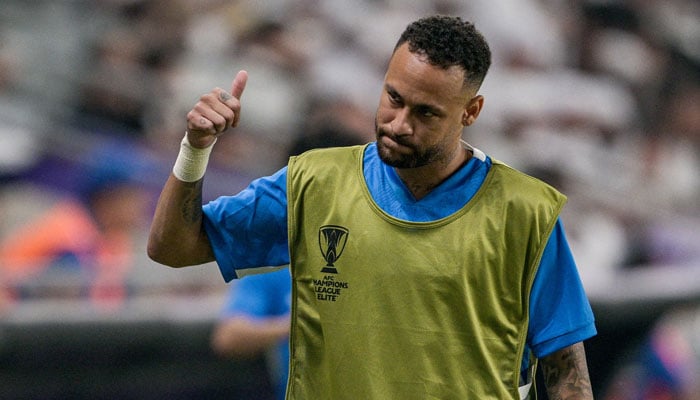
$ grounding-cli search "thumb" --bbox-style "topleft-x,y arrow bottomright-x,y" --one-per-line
231,70 -> 248,100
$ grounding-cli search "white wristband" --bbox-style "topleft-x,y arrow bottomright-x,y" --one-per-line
172,132 -> 217,182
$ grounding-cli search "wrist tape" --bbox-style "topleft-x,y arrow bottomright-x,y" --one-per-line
172,132 -> 216,182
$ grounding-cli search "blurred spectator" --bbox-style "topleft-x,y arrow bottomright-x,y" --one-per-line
73,1 -> 187,138
0,137 -> 154,310
288,96 -> 373,156
211,268 -> 291,400
602,306 -> 700,400
0,29 -> 45,182
626,88 -> 700,269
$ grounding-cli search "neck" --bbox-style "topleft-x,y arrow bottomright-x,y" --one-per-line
395,145 -> 471,200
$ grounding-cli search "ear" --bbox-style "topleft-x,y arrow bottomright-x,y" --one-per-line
462,95 -> 484,126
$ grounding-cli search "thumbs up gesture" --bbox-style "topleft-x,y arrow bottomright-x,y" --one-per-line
186,70 -> 248,149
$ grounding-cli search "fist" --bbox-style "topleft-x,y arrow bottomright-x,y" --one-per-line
186,70 -> 248,148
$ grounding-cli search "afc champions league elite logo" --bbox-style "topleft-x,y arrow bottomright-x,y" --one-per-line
315,225 -> 350,302
318,225 -> 349,273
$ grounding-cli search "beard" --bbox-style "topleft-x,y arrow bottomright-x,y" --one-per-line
375,121 -> 440,169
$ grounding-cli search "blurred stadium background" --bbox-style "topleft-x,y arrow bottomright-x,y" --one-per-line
0,0 -> 698,398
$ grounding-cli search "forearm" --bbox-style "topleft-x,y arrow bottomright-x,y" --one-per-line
540,342 -> 594,400
147,174 -> 214,267
211,315 -> 290,358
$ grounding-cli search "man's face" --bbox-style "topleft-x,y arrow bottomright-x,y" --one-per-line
375,43 -> 475,169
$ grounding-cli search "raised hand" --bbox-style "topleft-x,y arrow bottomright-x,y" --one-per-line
186,70 -> 248,148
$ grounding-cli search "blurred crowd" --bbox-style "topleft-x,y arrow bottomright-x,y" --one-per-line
0,0 -> 697,395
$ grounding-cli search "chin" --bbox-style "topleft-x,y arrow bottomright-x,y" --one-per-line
376,144 -> 417,168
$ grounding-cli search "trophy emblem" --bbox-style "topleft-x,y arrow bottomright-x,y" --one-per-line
318,225 -> 349,273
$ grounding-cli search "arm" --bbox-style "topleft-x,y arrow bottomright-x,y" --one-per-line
147,71 -> 248,267
211,314 -> 290,358
147,176 -> 213,267
540,342 -> 594,400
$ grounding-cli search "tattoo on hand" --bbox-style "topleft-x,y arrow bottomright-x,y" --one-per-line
541,343 -> 594,400
219,91 -> 232,102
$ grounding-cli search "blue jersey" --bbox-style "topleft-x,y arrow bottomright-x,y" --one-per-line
204,142 -> 596,364
220,268 -> 291,400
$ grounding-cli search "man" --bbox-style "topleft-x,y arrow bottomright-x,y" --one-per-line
211,268 -> 291,400
149,15 -> 596,399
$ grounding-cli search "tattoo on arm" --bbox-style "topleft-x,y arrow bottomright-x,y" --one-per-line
541,342 -> 594,400
181,180 -> 204,224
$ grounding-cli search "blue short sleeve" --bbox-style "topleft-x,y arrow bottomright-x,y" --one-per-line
528,219 -> 597,357
203,167 -> 290,281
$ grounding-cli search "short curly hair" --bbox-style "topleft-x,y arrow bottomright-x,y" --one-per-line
395,15 -> 492,90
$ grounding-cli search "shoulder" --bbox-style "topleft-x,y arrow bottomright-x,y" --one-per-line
290,144 -> 367,163
491,160 -> 558,191
288,144 -> 368,180
489,160 -> 567,206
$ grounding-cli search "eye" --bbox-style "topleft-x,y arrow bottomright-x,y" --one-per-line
387,90 -> 401,105
415,106 -> 437,118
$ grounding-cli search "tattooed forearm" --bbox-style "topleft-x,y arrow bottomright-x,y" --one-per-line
181,180 -> 204,224
541,342 -> 594,400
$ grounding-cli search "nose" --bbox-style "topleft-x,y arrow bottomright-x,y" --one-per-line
390,107 -> 412,136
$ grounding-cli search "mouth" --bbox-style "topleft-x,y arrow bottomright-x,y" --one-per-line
379,135 -> 410,153
378,129 -> 412,150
